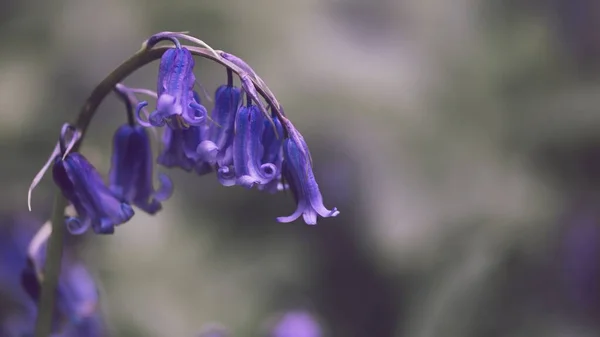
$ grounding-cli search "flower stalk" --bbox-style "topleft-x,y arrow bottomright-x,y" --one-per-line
33,34 -> 337,336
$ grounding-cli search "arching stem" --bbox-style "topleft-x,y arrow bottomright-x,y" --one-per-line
34,42 -> 287,337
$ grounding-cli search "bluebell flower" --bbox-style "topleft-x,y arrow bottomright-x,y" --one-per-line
109,123 -> 173,214
196,83 -> 242,167
145,45 -> 207,128
271,311 -> 322,337
152,96 -> 213,174
258,113 -> 285,194
277,127 -> 339,225
232,104 -> 278,188
52,125 -> 134,235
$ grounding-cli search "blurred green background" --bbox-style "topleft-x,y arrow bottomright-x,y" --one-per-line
2,0 -> 600,336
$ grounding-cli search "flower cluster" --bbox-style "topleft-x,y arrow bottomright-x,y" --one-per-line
29,32 -> 339,235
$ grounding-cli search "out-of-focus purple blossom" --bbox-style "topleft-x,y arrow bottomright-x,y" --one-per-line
270,311 -> 322,337
277,130 -> 339,225
0,215 -> 39,334
109,123 -> 173,214
0,216 -> 105,336
52,125 -> 134,235
20,223 -> 105,336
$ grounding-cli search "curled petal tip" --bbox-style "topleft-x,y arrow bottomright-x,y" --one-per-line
217,166 -> 236,187
135,101 -> 153,127
236,175 -> 260,189
330,208 -> 340,217
154,173 -> 173,202
65,217 -> 90,236
260,163 -> 278,179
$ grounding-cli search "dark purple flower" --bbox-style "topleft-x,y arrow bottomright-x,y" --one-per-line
271,311 -> 322,337
109,123 -> 173,214
157,125 -> 198,172
143,45 -> 207,128
52,125 -> 134,234
258,113 -> 285,194
277,129 -> 339,225
197,83 -> 242,167
153,95 -> 213,175
232,104 -> 278,188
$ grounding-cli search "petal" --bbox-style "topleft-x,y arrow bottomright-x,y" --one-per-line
56,153 -> 135,234
135,101 -> 153,128
150,94 -> 178,126
184,101 -> 208,126
197,140 -> 219,164
217,166 -> 236,187
158,127 -> 195,171
236,175 -> 259,189
209,85 -> 241,150
65,216 -> 91,236
217,145 -> 233,167
153,173 -> 173,202
232,105 -> 278,186
276,199 -> 307,224
302,208 -> 318,225
261,116 -> 284,165
281,138 -> 339,224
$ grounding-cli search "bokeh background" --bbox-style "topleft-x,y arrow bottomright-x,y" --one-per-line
2,0 -> 600,336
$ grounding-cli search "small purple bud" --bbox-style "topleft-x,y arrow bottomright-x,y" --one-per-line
22,233 -> 105,335
109,124 -> 173,214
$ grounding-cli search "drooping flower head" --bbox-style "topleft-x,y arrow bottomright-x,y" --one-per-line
109,123 -> 172,214
142,38 -> 207,129
52,124 -> 134,235
277,122 -> 339,225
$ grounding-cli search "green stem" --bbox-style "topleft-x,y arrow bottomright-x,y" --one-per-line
33,194 -> 67,337
33,43 -> 283,336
